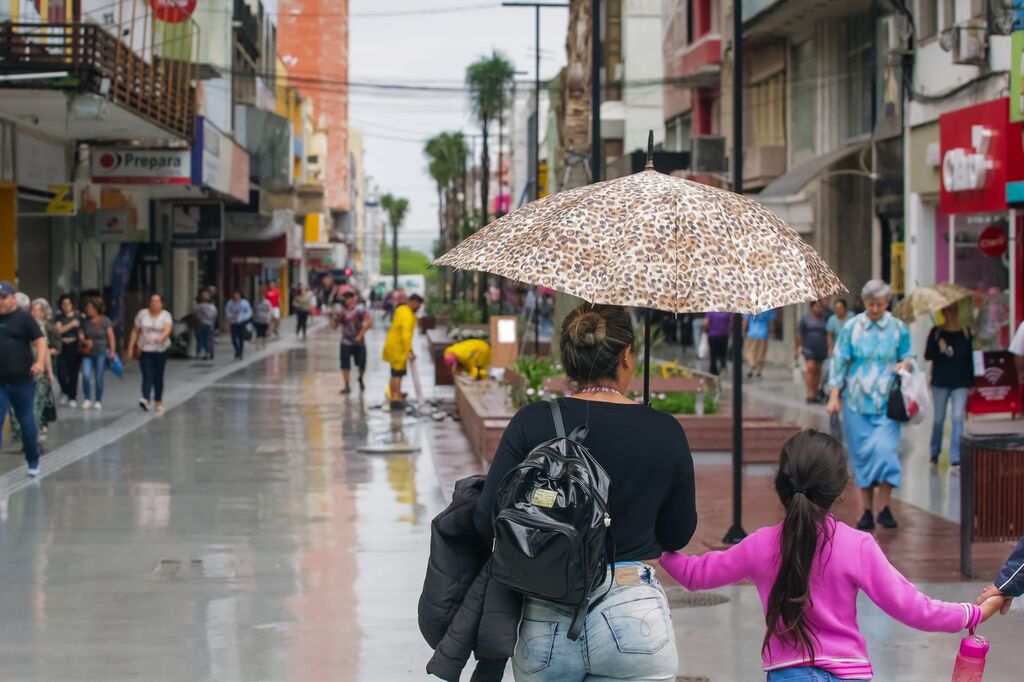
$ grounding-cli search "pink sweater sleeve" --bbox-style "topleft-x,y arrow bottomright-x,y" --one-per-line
858,534 -> 981,632
660,531 -> 757,590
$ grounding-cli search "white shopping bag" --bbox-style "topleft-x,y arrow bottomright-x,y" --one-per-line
697,333 -> 709,360
896,367 -> 930,425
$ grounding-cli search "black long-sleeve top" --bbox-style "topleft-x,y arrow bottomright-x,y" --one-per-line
473,398 -> 698,561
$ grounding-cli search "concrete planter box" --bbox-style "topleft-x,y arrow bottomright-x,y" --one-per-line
456,378 -> 798,464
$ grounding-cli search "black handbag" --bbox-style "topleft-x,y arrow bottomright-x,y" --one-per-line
42,388 -> 57,424
886,374 -> 910,422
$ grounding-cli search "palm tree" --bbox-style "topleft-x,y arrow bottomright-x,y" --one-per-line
379,193 -> 409,291
424,132 -> 469,302
466,52 -> 515,230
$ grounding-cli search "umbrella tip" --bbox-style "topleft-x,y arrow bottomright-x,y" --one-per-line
646,130 -> 654,170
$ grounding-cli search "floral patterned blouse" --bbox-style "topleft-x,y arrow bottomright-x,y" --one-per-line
828,311 -> 913,415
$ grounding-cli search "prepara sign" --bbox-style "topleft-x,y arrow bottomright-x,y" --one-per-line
91,149 -> 191,184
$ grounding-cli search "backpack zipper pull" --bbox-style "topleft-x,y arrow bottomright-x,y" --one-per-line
604,513 -> 611,528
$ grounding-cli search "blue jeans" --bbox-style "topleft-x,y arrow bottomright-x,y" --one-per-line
195,324 -> 214,358
767,667 -> 860,681
0,382 -> 40,468
930,386 -> 969,465
81,354 -> 107,402
512,562 -> 678,681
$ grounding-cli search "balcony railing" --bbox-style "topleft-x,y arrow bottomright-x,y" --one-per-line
0,21 -> 197,139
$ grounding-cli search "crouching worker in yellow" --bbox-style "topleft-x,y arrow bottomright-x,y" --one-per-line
444,339 -> 492,380
382,293 -> 423,408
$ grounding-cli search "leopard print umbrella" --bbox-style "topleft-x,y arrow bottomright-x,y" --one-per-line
433,169 -> 846,313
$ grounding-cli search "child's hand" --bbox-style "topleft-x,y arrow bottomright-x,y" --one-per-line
976,585 -> 1014,616
979,595 -> 1010,622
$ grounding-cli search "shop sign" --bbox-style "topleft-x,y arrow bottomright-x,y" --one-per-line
149,0 -> 196,23
92,148 -> 190,185
191,117 -> 250,203
967,351 -> 1022,415
45,184 -> 74,215
939,98 -> 1024,215
977,225 -> 1009,257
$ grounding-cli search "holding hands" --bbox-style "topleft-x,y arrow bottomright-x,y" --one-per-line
976,586 -> 1013,618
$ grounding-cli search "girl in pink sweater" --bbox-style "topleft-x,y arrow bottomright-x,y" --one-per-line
661,430 -> 1006,681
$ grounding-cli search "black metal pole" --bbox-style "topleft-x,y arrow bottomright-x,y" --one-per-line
643,309 -> 652,405
392,223 -> 399,292
723,0 -> 747,545
591,0 -> 601,182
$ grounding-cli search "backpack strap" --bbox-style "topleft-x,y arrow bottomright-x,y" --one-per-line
549,399 -> 566,439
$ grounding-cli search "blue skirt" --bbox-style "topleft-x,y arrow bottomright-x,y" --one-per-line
842,405 -> 901,489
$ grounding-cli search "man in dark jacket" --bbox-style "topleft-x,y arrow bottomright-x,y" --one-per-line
977,536 -> 1024,614
419,476 -> 521,681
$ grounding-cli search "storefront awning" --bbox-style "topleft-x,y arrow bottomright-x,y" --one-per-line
759,141 -> 869,199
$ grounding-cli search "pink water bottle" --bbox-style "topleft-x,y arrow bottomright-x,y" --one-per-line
951,630 -> 989,682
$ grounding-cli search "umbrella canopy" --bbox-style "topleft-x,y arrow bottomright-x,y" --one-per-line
893,283 -> 973,323
433,168 -> 845,314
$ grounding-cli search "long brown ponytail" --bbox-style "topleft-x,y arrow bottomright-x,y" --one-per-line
762,430 -> 849,662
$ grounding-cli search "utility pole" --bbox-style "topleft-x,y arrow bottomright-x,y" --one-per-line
591,0 -> 601,182
502,2 -> 568,200
723,0 -> 747,546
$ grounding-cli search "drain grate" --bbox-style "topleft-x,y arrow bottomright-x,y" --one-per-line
151,556 -> 237,580
665,588 -> 729,608
677,677 -> 711,682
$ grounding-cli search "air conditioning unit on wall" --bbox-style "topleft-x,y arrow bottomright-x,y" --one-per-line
881,14 -> 911,55
952,23 -> 988,65
691,136 -> 727,174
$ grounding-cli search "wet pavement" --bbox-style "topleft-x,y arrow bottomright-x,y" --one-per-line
0,323 -> 1018,681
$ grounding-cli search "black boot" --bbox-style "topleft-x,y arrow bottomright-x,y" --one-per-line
856,510 -> 875,531
877,506 -> 898,529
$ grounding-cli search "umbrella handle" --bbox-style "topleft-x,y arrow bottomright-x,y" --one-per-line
643,309 -> 652,405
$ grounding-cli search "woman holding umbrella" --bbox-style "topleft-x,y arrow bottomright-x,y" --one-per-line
827,280 -> 913,531
925,302 -> 974,469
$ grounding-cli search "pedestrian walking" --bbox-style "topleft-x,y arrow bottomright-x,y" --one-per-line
661,430 -> 1005,681
264,281 -> 281,336
53,294 -> 84,406
252,290 -> 273,350
472,304 -> 696,680
225,291 -> 252,360
925,302 -> 974,469
743,308 -> 776,378
193,291 -> 217,360
27,299 -> 58,439
795,300 -> 829,404
827,279 -> 913,530
128,294 -> 173,414
333,287 -> 372,394
825,298 -> 849,354
292,284 -> 314,339
703,311 -> 732,376
78,297 -> 116,410
0,281 -> 48,476
381,292 -> 421,407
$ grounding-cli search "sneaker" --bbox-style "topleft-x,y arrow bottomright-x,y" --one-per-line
950,464 -> 961,475
68,399 -> 77,408
155,406 -> 165,416
81,400 -> 92,410
856,510 -> 875,531
340,385 -> 352,395
139,399 -> 150,412
26,466 -> 39,477
358,376 -> 365,392
93,402 -> 102,411
877,506 -> 898,529
59,395 -> 68,406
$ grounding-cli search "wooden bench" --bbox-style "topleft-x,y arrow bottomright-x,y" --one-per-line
960,433 -> 1024,577
455,378 -> 513,463
426,327 -> 455,386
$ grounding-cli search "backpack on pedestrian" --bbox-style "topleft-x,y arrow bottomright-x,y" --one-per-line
489,399 -> 613,640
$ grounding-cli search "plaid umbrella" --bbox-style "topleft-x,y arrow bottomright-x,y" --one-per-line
434,167 -> 845,314
893,283 -> 973,323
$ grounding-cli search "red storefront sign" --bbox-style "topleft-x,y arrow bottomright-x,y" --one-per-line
967,351 -> 1022,415
978,225 -> 1009,257
939,98 -> 1024,215
149,0 -> 196,23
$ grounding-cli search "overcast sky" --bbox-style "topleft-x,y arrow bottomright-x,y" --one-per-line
349,0 -> 569,255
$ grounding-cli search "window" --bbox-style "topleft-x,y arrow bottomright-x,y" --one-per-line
942,0 -> 955,31
845,15 -> 873,141
666,113 -> 692,152
917,0 -> 938,40
790,40 -> 817,157
751,73 -> 785,147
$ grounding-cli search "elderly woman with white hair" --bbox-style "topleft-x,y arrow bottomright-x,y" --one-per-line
827,279 -> 914,531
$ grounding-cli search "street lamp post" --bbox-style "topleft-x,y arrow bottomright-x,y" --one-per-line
501,2 -> 568,200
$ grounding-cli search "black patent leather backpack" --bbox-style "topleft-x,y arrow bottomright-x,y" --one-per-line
489,399 -> 613,640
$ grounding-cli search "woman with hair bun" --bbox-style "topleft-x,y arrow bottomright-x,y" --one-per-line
474,303 -> 697,681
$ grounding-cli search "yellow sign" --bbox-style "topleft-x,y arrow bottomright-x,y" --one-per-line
45,184 -> 74,215
537,162 -> 549,198
890,241 -> 906,296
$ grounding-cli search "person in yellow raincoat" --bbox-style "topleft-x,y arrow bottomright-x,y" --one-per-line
382,293 -> 423,406
444,339 -> 492,380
